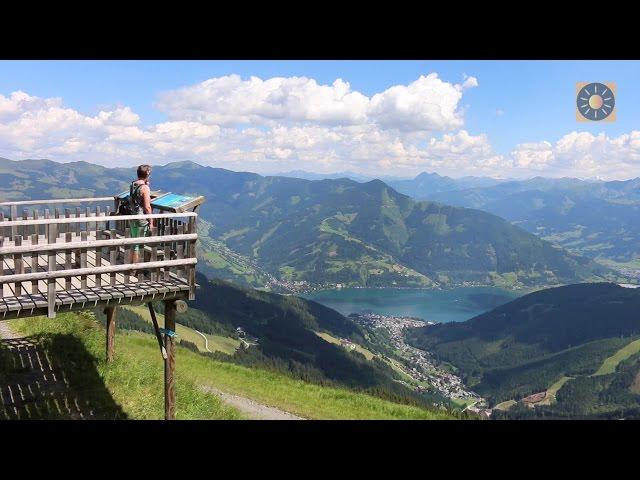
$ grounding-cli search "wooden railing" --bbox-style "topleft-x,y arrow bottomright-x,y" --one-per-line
0,200 -> 198,318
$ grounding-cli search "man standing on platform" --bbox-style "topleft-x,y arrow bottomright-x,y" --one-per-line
130,164 -> 154,266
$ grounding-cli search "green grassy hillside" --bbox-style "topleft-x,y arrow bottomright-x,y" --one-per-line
0,312 -> 454,420
406,283 -> 640,409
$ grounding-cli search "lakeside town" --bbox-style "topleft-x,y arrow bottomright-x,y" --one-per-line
348,312 -> 485,407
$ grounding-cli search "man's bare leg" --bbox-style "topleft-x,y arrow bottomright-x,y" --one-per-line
131,250 -> 139,277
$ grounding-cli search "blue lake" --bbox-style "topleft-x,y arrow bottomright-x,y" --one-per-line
301,287 -> 527,323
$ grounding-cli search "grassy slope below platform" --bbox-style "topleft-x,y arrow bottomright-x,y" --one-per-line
4,313 -> 454,420
5,313 -> 240,420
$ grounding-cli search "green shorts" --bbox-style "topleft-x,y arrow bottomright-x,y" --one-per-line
131,223 -> 149,252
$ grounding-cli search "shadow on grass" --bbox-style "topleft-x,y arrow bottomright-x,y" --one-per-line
0,334 -> 127,420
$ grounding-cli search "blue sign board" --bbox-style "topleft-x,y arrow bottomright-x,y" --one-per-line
152,193 -> 195,210
115,190 -> 202,212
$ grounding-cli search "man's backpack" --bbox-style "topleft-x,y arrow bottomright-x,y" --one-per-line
117,182 -> 144,216
118,200 -> 133,216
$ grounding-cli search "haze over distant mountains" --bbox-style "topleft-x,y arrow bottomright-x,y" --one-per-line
275,169 -> 509,190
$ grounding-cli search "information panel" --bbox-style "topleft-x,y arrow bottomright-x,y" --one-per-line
115,190 -> 204,213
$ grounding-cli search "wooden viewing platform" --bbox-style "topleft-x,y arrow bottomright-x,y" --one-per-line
0,195 -> 203,419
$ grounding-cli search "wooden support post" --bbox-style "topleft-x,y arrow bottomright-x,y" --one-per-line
105,306 -> 117,362
164,299 -> 177,420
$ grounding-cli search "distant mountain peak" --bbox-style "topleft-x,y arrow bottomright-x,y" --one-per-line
414,171 -> 446,180
163,160 -> 204,170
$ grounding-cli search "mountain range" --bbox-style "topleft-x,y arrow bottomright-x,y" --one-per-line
135,162 -> 621,288
390,171 -> 640,266
0,157 -> 618,289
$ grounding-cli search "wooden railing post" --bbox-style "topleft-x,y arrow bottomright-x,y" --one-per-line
75,207 -> 81,237
176,223 -> 184,280
64,232 -> 72,291
47,223 -> 57,318
0,236 -> 4,299
163,245 -> 171,280
187,216 -> 196,300
150,225 -> 158,282
31,234 -> 38,294
80,231 -> 88,290
124,227 -> 131,284
22,209 -> 28,239
164,299 -> 177,420
33,209 -> 39,238
10,204 -> 17,239
13,235 -> 23,295
96,229 -> 102,288
64,208 -> 71,236
109,229 -> 117,287
113,197 -> 121,233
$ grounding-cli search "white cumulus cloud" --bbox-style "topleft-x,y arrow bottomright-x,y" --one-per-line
508,131 -> 640,179
156,73 -> 476,133
1,77 -> 639,181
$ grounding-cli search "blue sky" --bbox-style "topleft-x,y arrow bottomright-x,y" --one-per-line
0,60 -> 638,179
